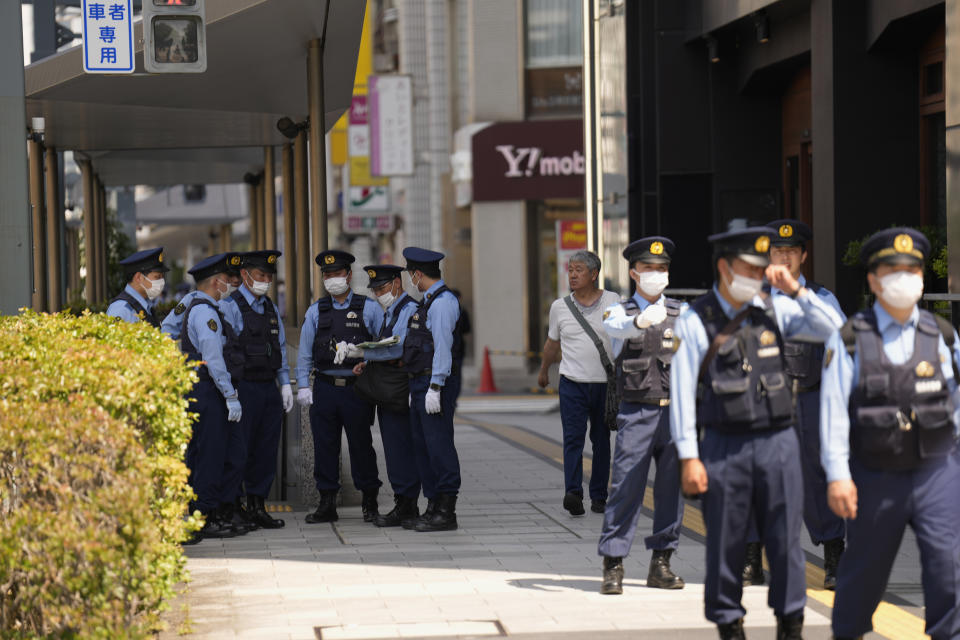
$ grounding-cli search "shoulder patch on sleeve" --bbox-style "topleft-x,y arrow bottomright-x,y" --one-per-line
823,348 -> 834,369
174,302 -> 186,315
207,318 -> 218,332
603,310 -> 611,320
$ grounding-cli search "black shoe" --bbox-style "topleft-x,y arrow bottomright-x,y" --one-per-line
181,529 -> 204,545
197,514 -> 238,539
590,499 -> 606,514
647,549 -> 685,589
414,494 -> 458,532
218,502 -> 254,535
776,613 -> 803,640
600,556 -> 623,595
305,491 -> 338,523
832,636 -> 863,640
375,495 -> 419,527
823,537 -> 844,591
361,488 -> 380,523
246,495 -> 285,529
717,618 -> 746,640
563,492 -> 585,516
742,542 -> 765,586
403,499 -> 434,529
235,496 -> 262,531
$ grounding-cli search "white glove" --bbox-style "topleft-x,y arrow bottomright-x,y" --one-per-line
634,304 -> 668,329
226,397 -> 242,422
280,383 -> 294,413
425,388 -> 442,414
297,387 -> 313,407
332,342 -> 363,365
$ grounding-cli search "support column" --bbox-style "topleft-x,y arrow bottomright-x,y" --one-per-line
281,142 -> 298,321
97,180 -> 108,301
294,130 -> 312,312
810,0 -> 837,291
65,227 -> 79,302
946,0 -> 960,299
307,38 -> 329,295
254,178 -> 265,251
246,180 -> 259,250
28,139 -> 47,311
44,147 -> 62,311
264,147 -> 277,250
220,223 -> 232,252
80,161 -> 95,303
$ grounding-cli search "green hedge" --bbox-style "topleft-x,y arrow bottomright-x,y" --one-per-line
0,311 -> 199,639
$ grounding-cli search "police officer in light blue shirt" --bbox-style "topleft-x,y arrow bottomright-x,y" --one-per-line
107,247 -> 169,326
400,247 -> 464,532
820,227 -> 960,640
296,249 -> 384,524
218,250 -> 293,531
161,255 -> 243,340
335,264 -> 428,527
597,236 -> 687,596
179,252 -> 244,544
669,227 -> 843,640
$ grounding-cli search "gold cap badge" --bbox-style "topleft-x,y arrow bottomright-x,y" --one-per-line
779,224 -> 793,238
158,252 -> 164,262
755,235 -> 770,253
367,269 -> 376,278
759,330 -> 776,346
894,234 -> 914,254
650,241 -> 664,255
230,256 -> 241,266
324,255 -> 335,265
915,361 -> 936,378
268,254 -> 277,264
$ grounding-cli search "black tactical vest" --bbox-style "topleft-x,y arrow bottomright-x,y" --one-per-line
847,309 -> 956,471
402,285 -> 465,374
111,290 -> 159,328
781,282 -> 825,391
311,294 -> 372,370
180,297 -> 233,382
381,294 -> 418,339
617,297 -> 683,405
223,291 -> 282,382
692,290 -> 796,433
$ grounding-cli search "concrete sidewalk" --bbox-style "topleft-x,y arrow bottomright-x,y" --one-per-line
159,396 -> 912,639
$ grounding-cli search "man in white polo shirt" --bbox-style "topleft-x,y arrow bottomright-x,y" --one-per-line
538,250 -> 621,516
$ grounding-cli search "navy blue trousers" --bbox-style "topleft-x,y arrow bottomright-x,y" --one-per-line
701,427 -> 807,624
185,379 -> 228,514
378,405 -> 425,499
597,402 -> 684,558
558,376 -> 611,501
222,380 -> 282,502
832,451 -> 960,639
409,374 -> 461,496
309,379 -> 380,492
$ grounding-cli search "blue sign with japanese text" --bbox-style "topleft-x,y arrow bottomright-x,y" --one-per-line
81,0 -> 134,74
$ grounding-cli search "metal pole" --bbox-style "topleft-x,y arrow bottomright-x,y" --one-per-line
28,139 -> 47,311
45,146 -> 62,311
294,130 -> 311,312
97,180 -> 108,301
264,147 -> 277,250
307,38 -> 329,295
246,181 -> 258,250
254,178 -> 265,251
91,177 -> 102,302
80,161 -> 95,303
281,142 -> 297,322
220,223 -> 232,252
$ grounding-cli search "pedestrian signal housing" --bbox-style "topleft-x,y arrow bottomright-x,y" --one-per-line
142,0 -> 207,73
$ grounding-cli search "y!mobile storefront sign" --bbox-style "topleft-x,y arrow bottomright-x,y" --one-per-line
472,119 -> 584,202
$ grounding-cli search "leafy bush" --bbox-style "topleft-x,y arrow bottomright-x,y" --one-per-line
0,311 -> 199,638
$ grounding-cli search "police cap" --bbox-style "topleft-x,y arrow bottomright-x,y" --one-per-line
707,227 -> 772,267
623,236 -> 675,265
119,247 -> 170,276
243,250 -> 282,274
363,264 -> 404,288
315,249 -> 355,272
189,252 -> 242,282
766,219 -> 812,248
403,247 -> 445,273
859,227 -> 929,267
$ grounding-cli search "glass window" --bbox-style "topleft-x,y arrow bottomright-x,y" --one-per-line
525,0 -> 583,69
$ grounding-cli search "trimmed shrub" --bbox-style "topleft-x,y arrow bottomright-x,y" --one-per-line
0,310 -> 198,638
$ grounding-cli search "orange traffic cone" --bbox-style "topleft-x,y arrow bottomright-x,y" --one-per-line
477,346 -> 499,393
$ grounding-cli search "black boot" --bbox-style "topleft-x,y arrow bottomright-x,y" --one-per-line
218,502 -> 253,535
235,496 -> 261,530
563,492 -> 585,516
375,495 -> 419,527
403,498 -> 435,529
775,613 -> 803,640
647,549 -> 685,589
361,488 -> 380,523
305,491 -> 338,523
823,537 -> 844,591
247,495 -> 285,529
600,556 -> 623,595
717,618 -> 746,640
414,494 -> 457,532
742,542 -> 765,586
197,512 -> 238,539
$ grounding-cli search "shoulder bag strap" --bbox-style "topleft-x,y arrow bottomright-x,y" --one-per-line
563,294 -> 615,378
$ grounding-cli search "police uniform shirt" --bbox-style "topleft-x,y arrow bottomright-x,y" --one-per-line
106,284 -> 155,324
603,292 -> 689,359
186,291 -> 238,399
670,285 -> 845,460
219,283 -> 291,386
420,279 -> 461,387
819,302 -> 960,483
362,293 -> 418,363
770,274 -> 846,319
295,291 -> 384,386
160,290 -> 201,339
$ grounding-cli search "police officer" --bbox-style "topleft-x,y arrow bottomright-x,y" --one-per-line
296,250 -> 384,523
401,247 -> 464,532
670,228 -> 843,640
597,237 -> 686,595
180,252 -> 244,543
821,228 -> 960,640
161,254 -> 243,340
219,250 -> 294,530
107,247 -> 169,326
335,265 -> 428,527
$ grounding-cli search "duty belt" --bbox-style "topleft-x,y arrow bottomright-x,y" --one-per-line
409,369 -> 432,378
315,373 -> 356,387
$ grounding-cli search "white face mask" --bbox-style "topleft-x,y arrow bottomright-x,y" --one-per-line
325,276 -> 349,296
224,283 -> 238,296
878,271 -> 924,309
377,285 -> 397,309
214,277 -> 230,301
633,270 -> 669,298
248,278 -> 270,297
143,276 -> 164,300
723,263 -> 763,303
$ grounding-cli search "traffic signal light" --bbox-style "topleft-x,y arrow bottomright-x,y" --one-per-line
142,0 -> 207,73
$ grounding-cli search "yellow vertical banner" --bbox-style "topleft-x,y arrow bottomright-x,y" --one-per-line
332,1 -> 374,166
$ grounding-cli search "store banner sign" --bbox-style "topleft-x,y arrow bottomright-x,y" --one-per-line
369,75 -> 415,176
472,119 -> 585,202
